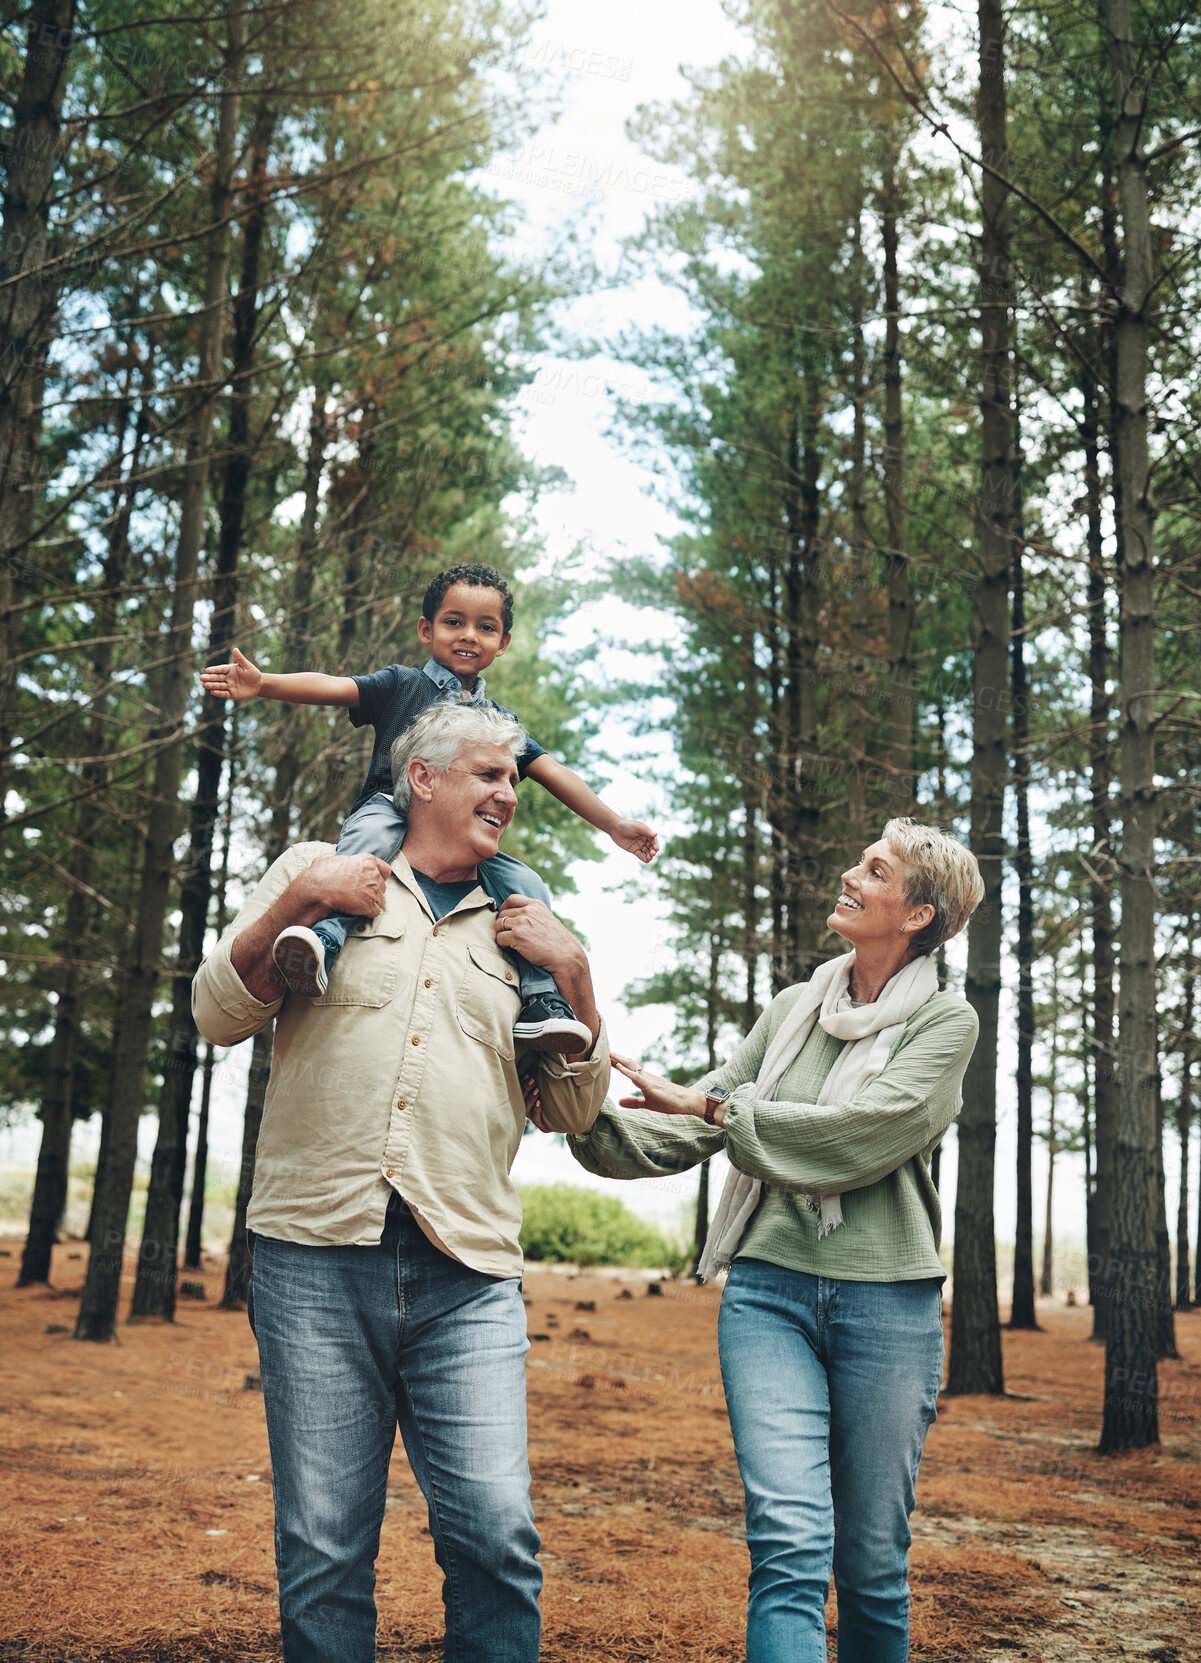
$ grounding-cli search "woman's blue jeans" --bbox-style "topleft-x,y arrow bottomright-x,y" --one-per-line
718,1259 -> 944,1663
248,1199 -> 541,1663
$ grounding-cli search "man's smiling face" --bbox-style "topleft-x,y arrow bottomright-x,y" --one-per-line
417,582 -> 511,683
417,741 -> 519,867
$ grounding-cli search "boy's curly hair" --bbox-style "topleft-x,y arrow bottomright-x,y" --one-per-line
422,562 -> 514,634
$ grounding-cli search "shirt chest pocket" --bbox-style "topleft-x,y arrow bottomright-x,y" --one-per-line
316,914 -> 406,1008
456,942 -> 521,1059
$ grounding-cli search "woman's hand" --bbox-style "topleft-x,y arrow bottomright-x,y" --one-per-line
519,1062 -> 548,1132
611,1052 -> 707,1118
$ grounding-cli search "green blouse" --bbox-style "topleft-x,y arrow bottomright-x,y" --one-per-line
569,986 -> 978,1282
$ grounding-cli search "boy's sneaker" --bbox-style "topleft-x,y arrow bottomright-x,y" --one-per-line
273,925 -> 329,998
513,994 -> 593,1058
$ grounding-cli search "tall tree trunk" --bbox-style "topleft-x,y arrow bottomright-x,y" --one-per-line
75,5 -> 246,1342
86,771 -> 150,1247
848,212 -> 869,857
929,702 -> 949,1194
766,550 -> 788,994
1083,338 -> 1119,1341
222,393 -> 327,1305
1176,929 -> 1193,1311
1195,1085 -> 1201,1305
789,395 -> 822,980
0,0 -> 75,839
223,1027 -> 272,1307
1153,1052 -> 1177,1359
948,0 -> 1012,1398
184,714 -> 239,1271
1010,393 -> 1037,1330
131,106 -> 274,1321
881,151 -> 912,819
1041,962 -> 1060,1299
742,777 -> 759,1032
692,936 -> 721,1280
18,371 -> 147,1284
1041,1106 -> 1055,1299
1100,0 -> 1160,1452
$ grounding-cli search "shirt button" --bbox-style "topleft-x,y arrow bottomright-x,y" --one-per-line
424,978 -> 432,988
432,926 -> 439,937
505,971 -> 514,981
385,1167 -> 394,1178
397,1099 -> 406,1110
412,1035 -> 421,1046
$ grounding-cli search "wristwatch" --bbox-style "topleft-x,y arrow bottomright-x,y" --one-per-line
703,1087 -> 730,1126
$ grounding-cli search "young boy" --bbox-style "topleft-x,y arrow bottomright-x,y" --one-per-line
199,562 -> 659,1055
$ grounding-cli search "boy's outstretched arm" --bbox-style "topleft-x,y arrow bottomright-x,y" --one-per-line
523,753 -> 659,863
200,645 -> 359,707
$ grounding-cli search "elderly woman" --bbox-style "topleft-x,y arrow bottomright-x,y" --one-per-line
567,819 -> 983,1663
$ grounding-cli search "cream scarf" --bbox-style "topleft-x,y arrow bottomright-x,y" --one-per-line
697,949 -> 939,1281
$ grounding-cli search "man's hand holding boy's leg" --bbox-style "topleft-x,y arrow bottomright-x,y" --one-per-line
496,896 -> 599,1059
231,854 -> 391,1003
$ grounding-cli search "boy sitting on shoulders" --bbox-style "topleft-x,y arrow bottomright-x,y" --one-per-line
200,561 -> 658,1056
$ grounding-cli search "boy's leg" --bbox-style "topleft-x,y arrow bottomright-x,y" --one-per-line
478,851 -> 592,1057
478,853 -> 557,1000
274,794 -> 407,998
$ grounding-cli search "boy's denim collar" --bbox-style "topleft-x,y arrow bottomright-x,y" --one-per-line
422,657 -> 486,703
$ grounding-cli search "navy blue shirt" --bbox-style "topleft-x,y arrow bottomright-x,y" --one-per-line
410,869 -> 481,921
348,658 -> 545,813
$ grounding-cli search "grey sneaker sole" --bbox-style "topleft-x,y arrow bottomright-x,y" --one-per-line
273,931 -> 327,998
513,1017 -> 593,1058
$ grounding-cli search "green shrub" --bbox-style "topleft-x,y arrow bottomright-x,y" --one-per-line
518,1183 -> 686,1271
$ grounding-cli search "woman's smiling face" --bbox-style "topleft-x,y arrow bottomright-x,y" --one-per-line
829,838 -> 928,947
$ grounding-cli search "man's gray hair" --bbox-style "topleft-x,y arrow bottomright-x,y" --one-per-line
391,703 -> 528,813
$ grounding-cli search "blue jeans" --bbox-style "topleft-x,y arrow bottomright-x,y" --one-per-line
718,1259 -> 944,1663
248,1199 -> 541,1663
322,792 -> 558,1003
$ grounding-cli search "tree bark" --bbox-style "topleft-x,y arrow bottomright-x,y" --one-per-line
742,778 -> 759,1032
1100,0 -> 1160,1452
1083,337 -> 1118,1341
1041,1105 -> 1055,1299
131,104 -> 273,1321
1010,394 -> 1037,1330
221,392 -> 327,1304
18,375 -> 146,1284
766,559 -> 788,994
881,151 -> 912,819
786,394 -> 822,981
948,0 -> 1011,1398
693,934 -> 723,1279
1041,962 -> 1060,1299
184,713 -> 239,1271
75,5 -> 246,1342
0,0 -> 75,840
848,211 -> 869,857
223,1027 -> 272,1307
1177,929 -> 1194,1311
1153,1054 -> 1177,1358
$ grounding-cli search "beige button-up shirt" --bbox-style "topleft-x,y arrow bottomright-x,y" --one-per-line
192,841 -> 610,1278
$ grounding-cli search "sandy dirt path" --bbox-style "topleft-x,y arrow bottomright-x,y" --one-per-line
0,1240 -> 1197,1661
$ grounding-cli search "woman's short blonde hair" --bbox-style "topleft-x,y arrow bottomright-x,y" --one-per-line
882,817 -> 985,956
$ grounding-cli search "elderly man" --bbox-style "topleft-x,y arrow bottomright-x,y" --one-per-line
193,703 -> 610,1663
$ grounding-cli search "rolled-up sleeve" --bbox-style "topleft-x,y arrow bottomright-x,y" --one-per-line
192,843 -> 329,1046
530,1019 -> 613,1135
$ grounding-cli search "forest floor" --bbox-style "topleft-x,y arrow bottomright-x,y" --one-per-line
0,1237 -> 1198,1663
